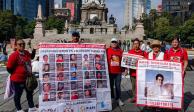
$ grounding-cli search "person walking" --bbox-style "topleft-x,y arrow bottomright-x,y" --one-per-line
6,39 -> 37,112
128,38 -> 147,103
107,38 -> 124,106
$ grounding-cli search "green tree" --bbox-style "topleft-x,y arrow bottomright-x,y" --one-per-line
0,10 -> 16,41
45,16 -> 65,34
154,17 -> 170,40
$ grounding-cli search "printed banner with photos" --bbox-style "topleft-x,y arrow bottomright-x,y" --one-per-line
136,60 -> 183,109
39,43 -> 112,112
121,53 -> 143,69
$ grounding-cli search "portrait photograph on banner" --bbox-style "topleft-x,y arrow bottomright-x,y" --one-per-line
38,43 -> 112,112
136,60 -> 183,109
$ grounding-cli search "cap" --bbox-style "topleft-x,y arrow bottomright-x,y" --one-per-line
111,38 -> 118,42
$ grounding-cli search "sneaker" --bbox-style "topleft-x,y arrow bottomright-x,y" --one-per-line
17,110 -> 24,112
118,99 -> 124,106
28,107 -> 38,112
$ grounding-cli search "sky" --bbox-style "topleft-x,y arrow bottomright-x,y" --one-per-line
54,0 -> 125,28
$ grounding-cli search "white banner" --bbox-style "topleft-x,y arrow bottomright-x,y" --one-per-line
136,59 -> 183,109
39,43 -> 112,112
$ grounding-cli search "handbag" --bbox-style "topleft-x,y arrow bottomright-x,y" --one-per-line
26,75 -> 38,91
19,53 -> 38,91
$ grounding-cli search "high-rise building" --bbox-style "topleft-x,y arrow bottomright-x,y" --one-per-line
62,0 -> 82,22
4,0 -> 53,20
162,0 -> 194,21
124,0 -> 145,29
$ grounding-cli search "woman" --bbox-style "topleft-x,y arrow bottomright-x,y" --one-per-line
166,37 -> 188,78
6,39 -> 37,112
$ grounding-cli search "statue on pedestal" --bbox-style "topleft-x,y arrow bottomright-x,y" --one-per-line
109,14 -> 116,24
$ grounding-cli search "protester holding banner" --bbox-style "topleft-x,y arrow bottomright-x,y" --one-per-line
6,39 -> 37,112
69,32 -> 80,43
166,37 -> 188,78
127,38 -> 147,103
146,40 -> 167,60
107,37 -> 124,106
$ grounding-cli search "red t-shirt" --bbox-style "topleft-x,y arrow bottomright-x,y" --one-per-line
165,47 -> 188,68
128,49 -> 147,77
107,47 -> 123,74
7,50 -> 31,82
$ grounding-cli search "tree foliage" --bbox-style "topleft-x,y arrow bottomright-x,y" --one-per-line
45,16 -> 65,34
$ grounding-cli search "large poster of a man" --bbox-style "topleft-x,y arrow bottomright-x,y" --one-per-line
136,60 -> 182,109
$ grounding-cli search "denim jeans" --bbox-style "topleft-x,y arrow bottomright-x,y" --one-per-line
109,74 -> 122,100
12,81 -> 35,110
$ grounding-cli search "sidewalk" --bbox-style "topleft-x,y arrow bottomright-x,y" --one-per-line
0,68 -> 194,112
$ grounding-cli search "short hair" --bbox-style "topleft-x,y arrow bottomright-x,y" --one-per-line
72,32 -> 80,38
156,74 -> 164,81
171,37 -> 180,43
132,38 -> 140,44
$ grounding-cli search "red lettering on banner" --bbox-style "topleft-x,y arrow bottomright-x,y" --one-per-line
39,44 -> 105,49
147,101 -> 173,108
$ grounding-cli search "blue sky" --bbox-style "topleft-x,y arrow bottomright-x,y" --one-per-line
55,0 -> 125,28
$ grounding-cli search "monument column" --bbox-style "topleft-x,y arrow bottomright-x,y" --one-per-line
33,1 -> 45,38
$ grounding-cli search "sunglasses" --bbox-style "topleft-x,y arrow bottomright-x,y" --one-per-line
17,43 -> 25,46
111,41 -> 118,43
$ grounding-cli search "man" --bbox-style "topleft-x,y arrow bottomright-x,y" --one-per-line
166,37 -> 188,78
128,38 -> 146,103
107,37 -> 124,106
146,74 -> 164,98
69,32 -> 80,43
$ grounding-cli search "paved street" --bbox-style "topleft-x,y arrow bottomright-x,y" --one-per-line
0,66 -> 194,112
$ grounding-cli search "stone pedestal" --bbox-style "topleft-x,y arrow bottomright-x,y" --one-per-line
107,24 -> 117,34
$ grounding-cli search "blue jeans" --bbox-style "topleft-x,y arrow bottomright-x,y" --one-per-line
109,74 -> 122,100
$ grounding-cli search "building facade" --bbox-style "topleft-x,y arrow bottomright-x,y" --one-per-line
4,0 -> 53,20
124,0 -> 145,29
62,0 -> 82,22
162,0 -> 194,21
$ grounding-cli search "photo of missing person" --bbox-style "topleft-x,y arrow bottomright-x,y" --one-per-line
56,54 -> 64,62
95,54 -> 101,62
144,70 -> 174,99
43,64 -> 50,72
50,92 -> 56,101
57,72 -> 64,81
57,82 -> 64,91
83,54 -> 90,70
84,80 -> 91,89
84,89 -> 96,98
95,62 -> 103,70
57,92 -> 64,100
110,55 -> 120,66
71,72 -> 77,80
43,83 -> 51,93
43,93 -> 50,102
97,80 -> 107,88
71,91 -> 78,100
71,81 -> 78,90
70,54 -> 77,61
43,73 -> 49,82
43,54 -> 49,63
56,63 -> 64,71
70,63 -> 77,71
84,71 -> 90,79
96,71 -> 102,79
